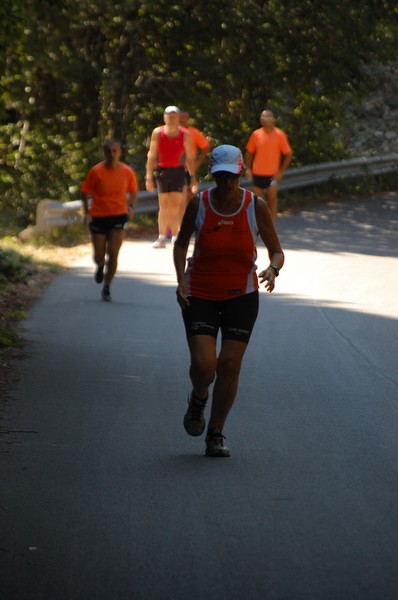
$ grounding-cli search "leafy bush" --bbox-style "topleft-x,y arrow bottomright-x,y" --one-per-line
0,325 -> 17,347
0,247 -> 33,284
0,126 -> 99,224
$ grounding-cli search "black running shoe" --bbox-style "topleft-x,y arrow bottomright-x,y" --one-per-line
95,263 -> 104,284
101,285 -> 112,302
183,391 -> 208,436
205,429 -> 230,457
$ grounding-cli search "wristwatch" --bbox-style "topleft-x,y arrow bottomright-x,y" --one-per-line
270,264 -> 279,277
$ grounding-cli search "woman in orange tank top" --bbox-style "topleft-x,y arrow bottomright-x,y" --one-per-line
173,145 -> 284,457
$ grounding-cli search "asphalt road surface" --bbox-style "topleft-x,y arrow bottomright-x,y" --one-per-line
1,193 -> 398,600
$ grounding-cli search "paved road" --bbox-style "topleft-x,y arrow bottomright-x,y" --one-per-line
2,194 -> 398,600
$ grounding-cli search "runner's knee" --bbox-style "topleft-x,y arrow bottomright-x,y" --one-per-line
190,355 -> 217,385
216,354 -> 242,381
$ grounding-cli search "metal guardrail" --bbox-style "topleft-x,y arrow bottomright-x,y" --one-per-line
277,154 -> 398,191
19,153 -> 398,240
19,199 -> 85,240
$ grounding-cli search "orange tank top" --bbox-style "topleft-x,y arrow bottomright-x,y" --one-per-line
186,188 -> 259,300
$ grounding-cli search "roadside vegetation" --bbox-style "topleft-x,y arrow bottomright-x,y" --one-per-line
0,238 -> 62,348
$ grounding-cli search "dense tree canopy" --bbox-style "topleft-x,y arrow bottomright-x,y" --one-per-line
1,0 -> 397,220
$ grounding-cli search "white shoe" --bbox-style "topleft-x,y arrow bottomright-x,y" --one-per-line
152,238 -> 166,248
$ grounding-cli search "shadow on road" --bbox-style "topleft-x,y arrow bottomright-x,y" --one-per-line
276,192 -> 398,257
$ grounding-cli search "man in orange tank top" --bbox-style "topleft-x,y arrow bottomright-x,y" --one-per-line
245,110 -> 292,222
179,110 -> 210,204
146,106 -> 197,248
81,140 -> 138,301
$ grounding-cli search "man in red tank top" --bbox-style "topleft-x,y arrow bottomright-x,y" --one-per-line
146,106 -> 197,248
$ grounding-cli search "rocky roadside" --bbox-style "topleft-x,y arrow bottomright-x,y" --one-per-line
343,61 -> 398,157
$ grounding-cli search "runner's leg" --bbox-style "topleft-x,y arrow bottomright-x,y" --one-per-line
104,228 -> 125,286
92,232 -> 107,267
157,192 -> 171,237
252,185 -> 265,199
167,191 -> 185,237
187,335 -> 218,401
266,183 -> 278,222
207,339 -> 248,431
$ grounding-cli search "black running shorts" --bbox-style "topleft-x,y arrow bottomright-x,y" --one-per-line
252,175 -> 275,189
182,291 -> 259,344
156,167 -> 185,193
89,214 -> 128,235
183,169 -> 191,187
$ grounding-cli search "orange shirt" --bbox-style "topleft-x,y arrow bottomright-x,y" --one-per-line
188,126 -> 210,155
186,188 -> 259,301
246,127 -> 292,176
81,162 -> 138,217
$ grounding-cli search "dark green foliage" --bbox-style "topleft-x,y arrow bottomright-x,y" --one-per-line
1,0 -> 398,223
0,248 -> 33,284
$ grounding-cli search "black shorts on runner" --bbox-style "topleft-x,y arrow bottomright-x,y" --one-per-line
156,167 -> 185,193
252,175 -> 274,190
182,291 -> 259,344
89,214 -> 128,235
183,169 -> 191,187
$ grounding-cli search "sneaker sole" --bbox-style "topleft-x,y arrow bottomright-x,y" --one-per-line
183,393 -> 206,436
183,419 -> 205,437
205,447 -> 231,457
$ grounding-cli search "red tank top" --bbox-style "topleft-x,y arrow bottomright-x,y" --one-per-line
186,188 -> 259,300
158,126 -> 186,167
